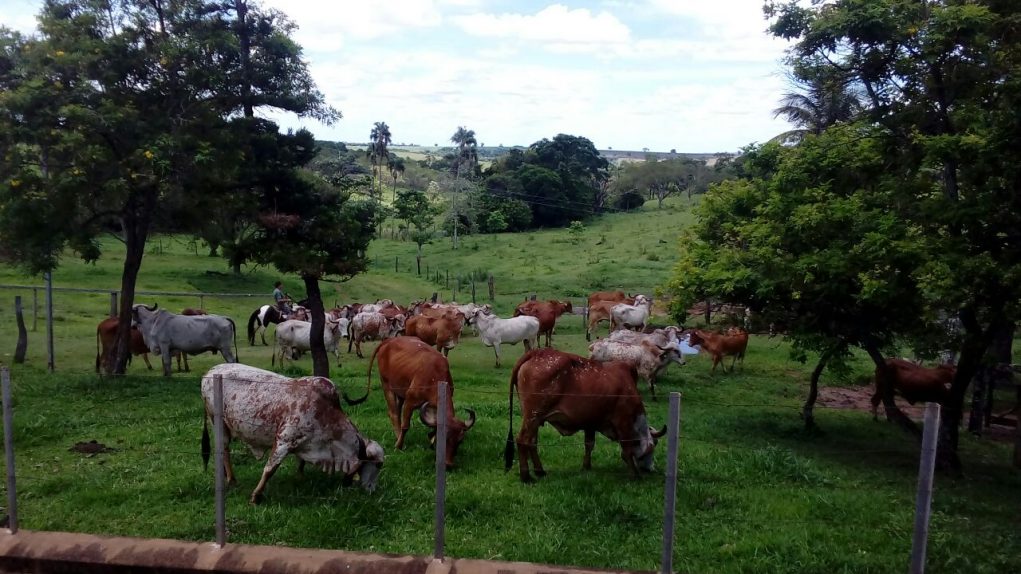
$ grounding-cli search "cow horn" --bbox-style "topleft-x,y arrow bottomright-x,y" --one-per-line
464,408 -> 477,430
650,425 -> 668,439
148,302 -> 158,311
419,403 -> 438,428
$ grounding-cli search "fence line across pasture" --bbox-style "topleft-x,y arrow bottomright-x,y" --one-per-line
0,364 -> 953,573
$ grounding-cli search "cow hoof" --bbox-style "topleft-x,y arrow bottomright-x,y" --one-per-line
520,474 -> 536,484
534,469 -> 547,478
249,494 -> 263,505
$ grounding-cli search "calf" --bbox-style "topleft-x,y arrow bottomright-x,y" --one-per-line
200,364 -> 384,504
871,358 -> 954,421
514,299 -> 573,347
506,349 -> 666,482
469,309 -> 539,367
589,338 -> 683,398
348,311 -> 406,358
273,318 -> 347,367
95,317 -> 153,373
585,301 -> 619,341
358,337 -> 476,469
688,328 -> 749,373
405,313 -> 464,356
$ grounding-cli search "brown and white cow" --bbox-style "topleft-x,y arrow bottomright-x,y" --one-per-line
506,348 -> 666,482
347,311 -> 406,358
871,358 -> 954,421
514,299 -> 573,347
357,336 -> 476,469
588,338 -> 684,399
404,312 -> 465,356
95,317 -> 153,373
200,364 -> 384,504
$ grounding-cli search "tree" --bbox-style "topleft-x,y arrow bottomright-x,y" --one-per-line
0,0 -> 338,373
388,152 -> 406,202
449,126 -> 478,248
369,121 -> 392,200
394,189 -> 438,274
771,64 -> 863,145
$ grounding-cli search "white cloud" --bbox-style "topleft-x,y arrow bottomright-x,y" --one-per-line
451,4 -> 630,47
262,0 -> 443,52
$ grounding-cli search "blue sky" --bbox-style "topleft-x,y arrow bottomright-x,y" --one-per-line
3,0 -> 797,152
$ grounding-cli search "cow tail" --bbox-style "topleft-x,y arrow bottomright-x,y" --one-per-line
228,317 -> 239,362
344,339 -> 382,406
201,415 -> 211,472
504,358 -> 521,472
247,309 -> 259,346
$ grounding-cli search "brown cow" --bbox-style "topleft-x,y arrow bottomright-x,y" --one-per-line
95,317 -> 153,373
688,328 -> 749,373
506,348 -> 666,482
360,336 -> 476,468
514,300 -> 573,347
871,358 -> 954,421
587,290 -> 633,311
405,313 -> 464,356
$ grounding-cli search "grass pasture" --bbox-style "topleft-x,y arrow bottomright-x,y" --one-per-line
0,200 -> 1019,574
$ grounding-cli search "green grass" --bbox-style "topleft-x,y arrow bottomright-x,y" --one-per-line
0,197 -> 1019,574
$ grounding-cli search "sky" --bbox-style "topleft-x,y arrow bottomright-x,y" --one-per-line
2,0 -> 797,153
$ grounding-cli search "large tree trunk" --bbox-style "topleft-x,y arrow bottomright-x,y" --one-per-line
802,347 -> 838,432
110,204 -> 152,374
303,275 -> 329,378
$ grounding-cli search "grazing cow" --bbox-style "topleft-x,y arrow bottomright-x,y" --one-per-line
514,300 -> 573,347
688,328 -> 749,373
589,339 -> 684,398
608,325 -> 681,348
357,337 -> 476,469
405,313 -> 464,356
272,318 -> 347,367
132,304 -> 237,376
506,349 -> 667,482
469,309 -> 539,367
610,295 -> 653,333
199,364 -> 384,504
585,291 -> 636,341
347,311 -> 406,358
871,358 -> 954,421
95,317 -> 153,373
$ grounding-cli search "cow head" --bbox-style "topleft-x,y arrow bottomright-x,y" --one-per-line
355,436 -> 385,492
419,402 -> 477,470
657,344 -> 685,367
387,314 -> 407,337
628,413 -> 667,473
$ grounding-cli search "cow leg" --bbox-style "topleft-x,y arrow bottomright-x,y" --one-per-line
161,352 -> 172,377
397,398 -> 417,450
250,443 -> 290,504
355,338 -> 364,359
184,353 -> 190,373
383,390 -> 404,445
493,343 -> 502,368
530,433 -> 546,478
223,439 -> 237,486
582,429 -> 596,470
141,353 -> 153,370
297,459 -> 305,476
648,375 -> 657,401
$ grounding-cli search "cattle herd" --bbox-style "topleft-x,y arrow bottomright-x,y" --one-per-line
89,292 -> 761,502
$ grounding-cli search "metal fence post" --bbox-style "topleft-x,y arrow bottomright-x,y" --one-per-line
45,273 -> 54,372
660,392 -> 681,574
110,291 -> 118,318
2,367 -> 19,533
433,382 -> 448,561
909,403 -> 941,574
213,375 -> 226,547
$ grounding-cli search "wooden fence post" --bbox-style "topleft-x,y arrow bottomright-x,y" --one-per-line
471,279 -> 476,304
431,292 -> 438,303
110,291 -> 118,318
14,297 -> 27,364
2,367 -> 19,533
45,272 -> 54,372
909,403 -> 941,574
529,293 -> 536,301
213,374 -> 226,547
488,273 -> 494,302
660,392 -> 681,574
395,257 -> 399,273
434,382 -> 448,561
445,270 -> 449,289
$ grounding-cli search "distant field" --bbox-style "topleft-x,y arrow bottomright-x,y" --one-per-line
0,198 -> 1019,574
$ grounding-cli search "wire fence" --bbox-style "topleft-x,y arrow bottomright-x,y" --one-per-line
0,365 -> 973,574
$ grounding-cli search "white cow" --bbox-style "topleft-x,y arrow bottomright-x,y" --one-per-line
608,326 -> 683,360
469,309 -> 539,367
610,295 -> 653,333
200,364 -> 384,504
273,317 -> 347,367
132,304 -> 237,377
589,338 -> 683,399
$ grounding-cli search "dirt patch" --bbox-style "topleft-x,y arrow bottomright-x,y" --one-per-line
69,440 -> 118,456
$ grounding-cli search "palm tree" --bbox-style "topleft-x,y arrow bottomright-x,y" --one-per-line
369,122 -> 392,198
388,153 -> 405,202
448,126 -> 478,249
772,69 -> 863,145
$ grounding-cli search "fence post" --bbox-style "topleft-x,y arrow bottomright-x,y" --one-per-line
199,294 -> 205,311
213,374 -> 226,547
14,297 -> 27,364
2,367 -> 19,533
431,292 -> 438,304
45,272 -> 54,372
109,291 -> 118,318
32,288 -> 37,332
660,392 -> 681,574
445,270 -> 449,289
471,278 -> 476,304
488,273 -> 494,302
395,257 -> 399,273
909,403 -> 941,574
434,382 -> 448,561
